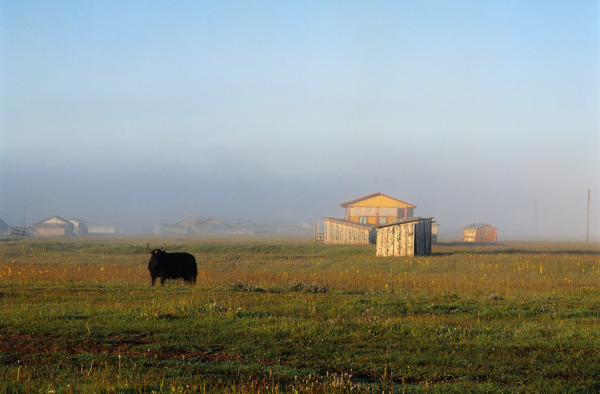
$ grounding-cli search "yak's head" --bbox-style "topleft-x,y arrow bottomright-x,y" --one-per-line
146,243 -> 167,258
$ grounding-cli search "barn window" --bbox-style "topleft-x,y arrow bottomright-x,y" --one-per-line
378,217 -> 388,224
359,217 -> 367,224
398,208 -> 406,219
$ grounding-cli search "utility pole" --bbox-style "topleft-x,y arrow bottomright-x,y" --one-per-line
586,190 -> 590,242
22,207 -> 27,238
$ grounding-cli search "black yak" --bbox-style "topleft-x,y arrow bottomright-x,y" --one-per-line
146,243 -> 197,286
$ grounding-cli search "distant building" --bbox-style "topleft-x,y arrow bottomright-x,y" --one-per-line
463,223 -> 498,242
0,218 -> 8,236
68,219 -> 88,236
340,193 -> 416,225
88,223 -> 120,235
162,216 -> 248,235
32,216 -> 74,237
376,217 -> 434,257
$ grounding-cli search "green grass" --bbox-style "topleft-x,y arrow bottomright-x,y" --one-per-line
0,237 -> 599,392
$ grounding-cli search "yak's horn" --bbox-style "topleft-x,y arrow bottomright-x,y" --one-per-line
146,243 -> 152,252
161,243 -> 167,252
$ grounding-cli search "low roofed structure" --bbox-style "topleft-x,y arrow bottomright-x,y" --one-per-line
32,215 -> 74,237
321,217 -> 376,245
162,216 -> 248,235
463,223 -> 498,242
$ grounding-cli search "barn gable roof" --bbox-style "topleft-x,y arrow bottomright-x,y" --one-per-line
33,215 -> 73,227
340,193 -> 416,208
464,223 -> 497,230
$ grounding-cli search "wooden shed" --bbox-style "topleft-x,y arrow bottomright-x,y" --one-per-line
322,217 -> 376,245
463,223 -> 498,242
340,193 -> 416,226
376,217 -> 434,257
32,215 -> 74,237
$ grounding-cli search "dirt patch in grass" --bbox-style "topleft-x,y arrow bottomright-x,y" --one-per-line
0,333 -> 244,366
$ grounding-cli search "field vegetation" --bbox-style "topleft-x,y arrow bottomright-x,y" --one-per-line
0,237 -> 599,392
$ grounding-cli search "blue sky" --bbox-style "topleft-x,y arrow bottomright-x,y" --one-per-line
1,1 -> 598,239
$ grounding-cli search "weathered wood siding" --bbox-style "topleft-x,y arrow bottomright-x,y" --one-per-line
376,218 -> 432,257
323,218 -> 375,245
414,218 -> 432,255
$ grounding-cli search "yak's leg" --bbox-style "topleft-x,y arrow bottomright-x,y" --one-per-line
161,277 -> 166,286
151,276 -> 157,286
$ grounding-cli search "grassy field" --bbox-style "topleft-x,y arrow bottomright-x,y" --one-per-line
0,237 -> 599,393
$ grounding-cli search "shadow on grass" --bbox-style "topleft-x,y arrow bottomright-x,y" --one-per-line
434,242 -> 600,255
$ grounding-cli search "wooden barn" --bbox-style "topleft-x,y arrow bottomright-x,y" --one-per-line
32,215 -> 74,237
320,193 -> 419,245
341,193 -> 416,225
376,217 -> 434,257
322,217 -> 376,245
463,223 -> 498,242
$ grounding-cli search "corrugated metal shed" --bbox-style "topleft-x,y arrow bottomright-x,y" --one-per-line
376,217 -> 434,257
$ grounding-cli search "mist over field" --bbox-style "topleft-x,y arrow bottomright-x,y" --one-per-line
1,1 -> 598,240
